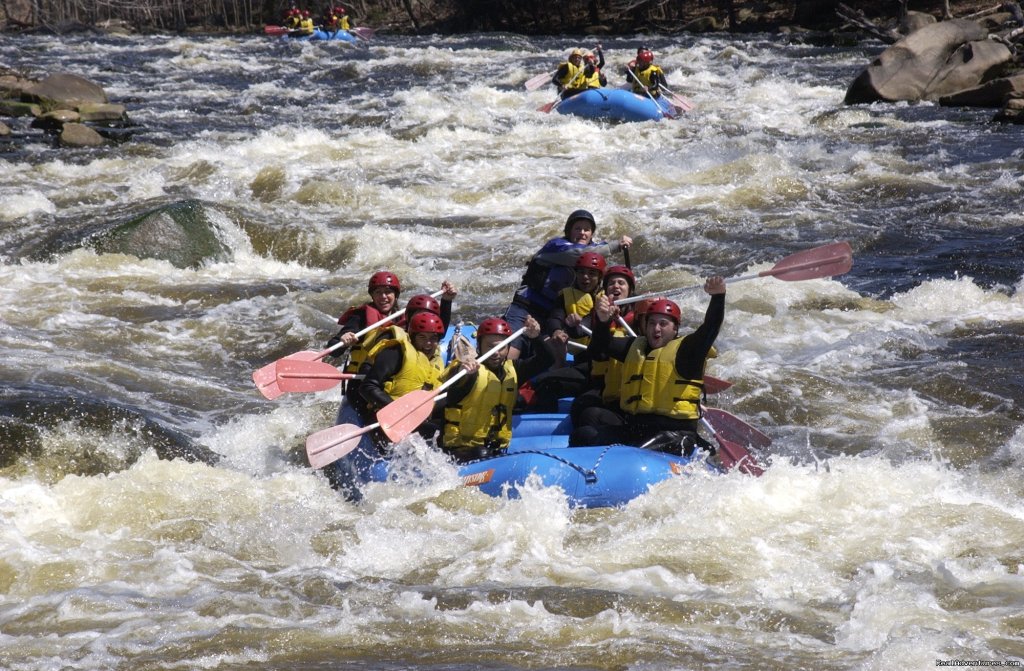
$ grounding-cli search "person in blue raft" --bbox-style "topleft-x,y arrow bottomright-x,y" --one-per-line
502,209 -> 632,360
438,316 -> 558,462
569,276 -> 726,455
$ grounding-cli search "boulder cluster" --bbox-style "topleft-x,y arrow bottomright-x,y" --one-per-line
0,71 -> 131,146
845,8 -> 1024,123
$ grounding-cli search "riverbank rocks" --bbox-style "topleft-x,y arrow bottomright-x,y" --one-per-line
993,95 -> 1024,123
0,70 -> 131,149
844,19 -> 1013,104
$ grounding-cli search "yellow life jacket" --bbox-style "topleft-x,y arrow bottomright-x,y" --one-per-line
443,360 -> 517,450
339,15 -> 350,30
559,286 -> 600,346
299,16 -> 314,34
367,334 -> 444,400
583,69 -> 603,89
592,324 -> 628,404
619,337 -> 704,420
558,61 -> 586,90
630,63 -> 664,96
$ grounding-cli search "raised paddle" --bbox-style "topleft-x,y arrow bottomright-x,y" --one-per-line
700,417 -> 764,476
304,393 -> 449,469
376,327 -> 527,441
702,407 -> 771,450
253,289 -> 444,399
615,241 -> 854,306
525,71 -> 554,91
264,25 -> 288,36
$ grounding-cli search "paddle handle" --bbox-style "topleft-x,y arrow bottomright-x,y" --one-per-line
436,326 -> 527,394
319,289 -> 446,358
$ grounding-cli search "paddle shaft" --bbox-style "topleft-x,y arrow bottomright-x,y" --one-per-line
375,327 -> 527,441
319,289 -> 445,358
615,242 -> 853,306
658,84 -> 695,111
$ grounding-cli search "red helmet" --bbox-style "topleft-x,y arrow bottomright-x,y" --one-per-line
302,9 -> 310,16
477,317 -> 513,338
334,6 -> 346,13
634,298 -> 654,317
368,271 -> 400,296
404,293 -> 440,320
637,48 -> 654,65
408,312 -> 444,335
603,265 -> 636,292
647,298 -> 681,324
575,252 -> 607,274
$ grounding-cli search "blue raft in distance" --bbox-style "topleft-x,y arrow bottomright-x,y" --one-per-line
556,88 -> 675,123
283,28 -> 358,42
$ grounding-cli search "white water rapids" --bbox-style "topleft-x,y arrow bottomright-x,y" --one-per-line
1,30 -> 1023,670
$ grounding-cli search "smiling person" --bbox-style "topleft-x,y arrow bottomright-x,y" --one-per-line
569,276 -> 726,453
358,311 -> 447,450
503,209 -> 631,360
327,270 -> 402,375
524,252 -> 609,413
438,316 -> 558,462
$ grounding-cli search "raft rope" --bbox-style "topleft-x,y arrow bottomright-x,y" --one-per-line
496,445 -> 617,485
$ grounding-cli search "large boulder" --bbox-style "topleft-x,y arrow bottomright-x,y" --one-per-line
938,73 -> 1024,107
23,73 -> 108,110
59,123 -> 105,147
845,19 -> 1011,104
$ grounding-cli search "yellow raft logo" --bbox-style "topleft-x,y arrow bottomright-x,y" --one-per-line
462,469 -> 495,487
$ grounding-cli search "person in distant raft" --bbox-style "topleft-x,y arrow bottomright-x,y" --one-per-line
283,3 -> 302,28
358,311 -> 448,450
569,277 -> 726,456
439,316 -> 558,462
503,208 -> 631,360
583,46 -> 607,88
323,5 -> 350,31
625,47 -> 667,98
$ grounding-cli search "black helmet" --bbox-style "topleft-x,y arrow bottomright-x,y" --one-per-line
563,209 -> 596,238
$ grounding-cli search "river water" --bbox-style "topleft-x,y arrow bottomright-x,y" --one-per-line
2,29 -> 1023,670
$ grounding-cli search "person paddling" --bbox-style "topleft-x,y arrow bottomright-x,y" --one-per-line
358,312 -> 448,450
438,316 -> 558,462
625,47 -> 667,99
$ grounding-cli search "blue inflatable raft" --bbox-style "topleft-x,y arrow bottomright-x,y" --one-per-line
325,411 -> 715,508
283,28 -> 358,42
556,88 -> 675,122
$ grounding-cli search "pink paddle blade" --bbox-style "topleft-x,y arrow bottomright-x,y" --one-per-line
253,350 -> 327,399
351,27 -> 375,40
704,375 -> 732,394
275,359 -> 347,393
763,241 -> 853,282
306,423 -> 371,469
376,389 -> 438,442
716,436 -> 765,476
703,407 -> 772,450
264,25 -> 288,36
